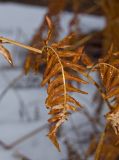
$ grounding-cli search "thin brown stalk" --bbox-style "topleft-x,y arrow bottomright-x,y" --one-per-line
46,46 -> 67,105
0,37 -> 42,54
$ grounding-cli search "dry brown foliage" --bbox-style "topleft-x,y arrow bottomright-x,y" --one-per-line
1,1 -> 119,159
101,0 -> 119,52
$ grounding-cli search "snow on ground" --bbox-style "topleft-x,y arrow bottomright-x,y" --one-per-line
0,2 -> 106,160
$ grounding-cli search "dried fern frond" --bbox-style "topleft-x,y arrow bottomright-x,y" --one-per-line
98,63 -> 119,101
23,16 -> 90,151
97,62 -> 119,137
41,45 -> 88,150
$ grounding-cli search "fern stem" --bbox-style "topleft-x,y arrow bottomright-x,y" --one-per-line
46,46 -> 67,105
0,37 -> 42,54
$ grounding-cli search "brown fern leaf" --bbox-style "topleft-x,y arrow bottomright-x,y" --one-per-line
0,44 -> 13,65
41,47 -> 88,151
99,63 -> 119,101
